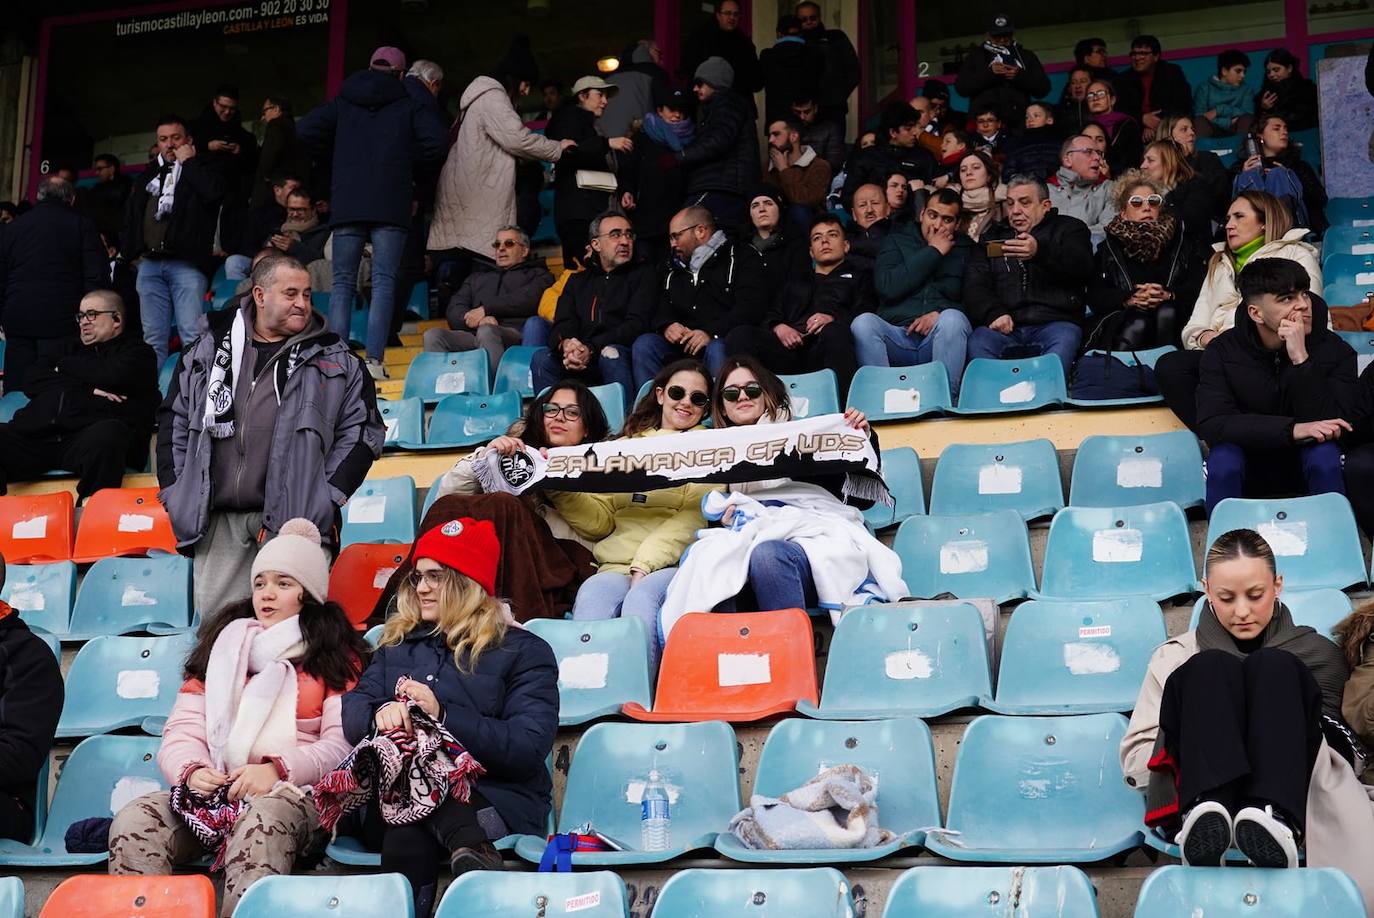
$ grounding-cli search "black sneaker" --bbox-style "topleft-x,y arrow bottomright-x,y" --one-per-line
1178,800 -> 1233,866
450,842 -> 504,875
1234,805 -> 1299,868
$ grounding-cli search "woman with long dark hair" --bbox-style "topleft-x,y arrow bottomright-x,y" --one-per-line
1256,49 -> 1318,132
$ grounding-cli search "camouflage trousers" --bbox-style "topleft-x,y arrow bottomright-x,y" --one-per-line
108,784 -> 319,917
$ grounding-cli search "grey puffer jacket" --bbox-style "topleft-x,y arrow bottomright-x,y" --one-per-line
446,259 -> 554,330
155,299 -> 385,546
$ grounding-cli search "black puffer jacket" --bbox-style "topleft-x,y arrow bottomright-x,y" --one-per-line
765,259 -> 874,328
551,260 -> 656,351
545,103 -> 615,227
676,90 -> 760,198
962,211 -> 1094,328
447,259 -> 555,330
0,610 -> 63,841
0,199 -> 108,339
122,156 -> 226,267
750,231 -> 810,291
654,234 -> 769,336
1196,295 -> 1358,450
13,330 -> 159,438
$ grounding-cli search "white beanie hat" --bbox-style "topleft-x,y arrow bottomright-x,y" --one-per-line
250,518 -> 331,603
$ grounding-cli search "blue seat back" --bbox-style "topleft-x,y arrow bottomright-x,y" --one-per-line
882,866 -> 1101,917
309,291 -> 331,319
157,355 -> 180,399
1189,588 -> 1352,638
421,478 -> 445,516
437,871 -> 629,917
378,398 -> 424,449
2,560 -> 76,635
1327,284 -> 1374,310
0,876 -> 20,918
1325,253 -> 1374,287
1208,494 -> 1366,591
589,383 -> 626,435
1327,197 -> 1374,226
1069,431 -> 1205,510
864,447 -> 925,531
425,392 -> 522,448
0,392 -> 29,423
1039,502 -> 1196,601
811,602 -> 991,717
930,439 -> 1063,520
780,370 -> 840,418
57,633 -> 196,737
404,281 -> 430,319
39,734 -> 166,856
1323,225 -> 1374,263
846,365 -> 951,421
1134,865 -> 1365,917
233,873 -> 415,918
524,618 -> 653,726
402,351 -> 491,402
992,598 -> 1166,714
893,510 -> 1036,602
493,345 -> 545,399
341,477 -> 416,547
69,555 -> 193,638
654,868 -> 854,918
955,356 -> 1066,413
210,277 -> 241,310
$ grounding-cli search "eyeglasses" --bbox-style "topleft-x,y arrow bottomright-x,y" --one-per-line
717,8 -> 740,16
1128,194 -> 1164,207
1130,49 -> 1155,57
492,239 -> 524,250
542,402 -> 583,420
722,382 -> 763,402
76,309 -> 118,323
665,385 -> 710,407
1067,148 -> 1102,157
406,569 -> 450,589
600,228 -> 636,240
1085,90 -> 1110,100
668,223 -> 702,243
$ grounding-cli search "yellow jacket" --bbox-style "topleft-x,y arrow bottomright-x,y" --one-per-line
548,428 -> 710,575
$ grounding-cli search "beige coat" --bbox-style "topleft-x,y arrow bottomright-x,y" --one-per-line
1123,631 -> 1374,912
1178,229 -> 1322,350
428,76 -> 563,256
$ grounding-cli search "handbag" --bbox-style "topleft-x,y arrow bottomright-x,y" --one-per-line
1069,311 -> 1160,401
574,170 -> 618,192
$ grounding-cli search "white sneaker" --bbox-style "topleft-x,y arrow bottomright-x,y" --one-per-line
1234,805 -> 1299,868
365,358 -> 389,381
1178,800 -> 1233,866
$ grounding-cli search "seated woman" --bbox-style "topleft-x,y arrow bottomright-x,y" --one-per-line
1154,189 -> 1319,430
1141,140 -> 1215,258
1087,170 -> 1205,349
1086,80 -> 1143,179
109,520 -> 368,915
748,187 -> 808,292
1157,114 -> 1232,224
551,359 -> 712,671
950,151 -> 1007,243
1256,49 -> 1319,133
1121,529 -> 1354,869
342,517 -> 558,916
1232,113 -> 1327,236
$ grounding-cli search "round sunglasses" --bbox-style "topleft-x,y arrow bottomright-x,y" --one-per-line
664,385 -> 710,407
722,383 -> 764,402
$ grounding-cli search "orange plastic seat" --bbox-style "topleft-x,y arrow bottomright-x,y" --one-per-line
328,541 -> 412,627
0,491 -> 73,562
71,488 -> 177,564
39,874 -> 216,918
624,608 -> 818,722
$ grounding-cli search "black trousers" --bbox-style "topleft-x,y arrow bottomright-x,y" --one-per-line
724,321 -> 858,400
1110,303 -> 1181,351
1160,647 -> 1323,830
370,789 -> 497,915
1345,443 -> 1374,539
0,419 -> 143,500
556,220 -> 590,271
1154,348 -> 1203,432
0,790 -> 33,843
3,335 -> 78,395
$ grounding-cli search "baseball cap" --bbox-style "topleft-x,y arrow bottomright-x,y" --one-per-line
987,14 -> 1015,36
370,46 -> 406,72
571,75 -> 618,96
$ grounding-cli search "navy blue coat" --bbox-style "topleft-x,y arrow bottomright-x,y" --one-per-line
297,69 -> 447,229
341,625 -> 559,836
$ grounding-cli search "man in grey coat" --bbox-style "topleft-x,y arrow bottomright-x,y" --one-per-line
156,253 -> 384,615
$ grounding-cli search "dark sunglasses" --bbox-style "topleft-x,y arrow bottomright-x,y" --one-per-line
542,403 -> 582,420
721,383 -> 764,402
665,385 -> 710,407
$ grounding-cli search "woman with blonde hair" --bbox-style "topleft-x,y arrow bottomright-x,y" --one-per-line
1140,140 -> 1212,256
341,517 -> 558,915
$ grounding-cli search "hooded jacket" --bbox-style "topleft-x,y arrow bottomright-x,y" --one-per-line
766,258 -> 874,329
873,222 -> 975,325
1047,167 -> 1118,237
551,259 -> 655,352
0,609 -> 62,839
448,259 -> 554,331
961,210 -> 1094,328
297,68 -> 447,229
0,199 -> 108,339
676,88 -> 760,198
1179,230 -> 1321,350
654,233 -> 769,337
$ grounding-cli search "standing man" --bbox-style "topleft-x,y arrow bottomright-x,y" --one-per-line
954,14 -> 1050,128
157,253 -> 384,615
122,114 -> 226,366
796,1 -> 861,127
791,93 -> 846,172
669,57 -> 759,234
0,177 -> 107,389
1117,35 -> 1193,141
189,84 -> 258,202
680,0 -> 763,107
79,153 -> 132,243
298,46 -> 447,380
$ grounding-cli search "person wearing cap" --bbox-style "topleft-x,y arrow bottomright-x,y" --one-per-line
664,56 -> 760,234
954,14 -> 1050,128
109,518 -> 369,916
679,0 -> 763,107
546,75 -> 635,269
922,78 -> 968,136
343,517 -> 558,915
618,88 -> 694,267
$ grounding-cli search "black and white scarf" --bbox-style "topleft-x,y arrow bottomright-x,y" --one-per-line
474,413 -> 892,506
204,310 -> 304,439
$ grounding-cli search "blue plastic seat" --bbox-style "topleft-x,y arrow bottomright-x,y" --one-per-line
421,477 -> 445,516
404,280 -> 430,319
715,717 -> 940,863
1206,494 -> 1367,591
2,560 -> 76,636
798,602 -> 991,718
882,866 -> 1101,917
780,369 -> 840,418
0,876 -> 20,918
954,355 -> 1066,414
157,354 -> 180,398
1328,285 -> 1374,310
524,618 -> 652,726
1134,865 -> 1364,917
846,364 -> 951,421
1189,588 -> 1352,637
233,873 -> 414,918
864,447 -> 925,531
411,392 -> 521,449
1327,197 -> 1374,226
589,383 -> 626,434
57,633 -> 196,738
378,397 -> 423,450
653,868 -> 855,917
0,392 -> 29,423
986,598 -> 1166,715
309,291 -> 330,320
0,734 -> 165,866
893,510 -> 1036,603
1036,502 -> 1197,601
1325,253 -> 1374,287
1069,431 -> 1205,510
1323,226 -> 1374,264
923,713 -> 1143,862
340,477 -> 416,548
929,439 -> 1063,520
66,555 -> 193,641
437,871 -> 628,917
493,345 -> 545,399
402,351 -> 491,402
210,277 -> 241,310
512,721 -> 741,865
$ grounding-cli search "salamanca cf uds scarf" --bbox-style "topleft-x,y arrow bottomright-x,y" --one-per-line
473,413 -> 893,506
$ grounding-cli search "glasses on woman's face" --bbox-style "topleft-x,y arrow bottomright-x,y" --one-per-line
1128,194 -> 1164,207
665,385 -> 710,407
1086,90 -> 1110,100
542,402 -> 582,420
722,382 -> 764,402
407,569 -> 449,589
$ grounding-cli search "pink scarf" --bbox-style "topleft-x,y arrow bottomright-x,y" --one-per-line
203,616 -> 305,772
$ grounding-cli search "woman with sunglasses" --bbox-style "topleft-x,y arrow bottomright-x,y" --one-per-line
342,517 -> 558,916
1087,170 -> 1205,349
550,360 -> 712,670
1086,80 -> 1143,178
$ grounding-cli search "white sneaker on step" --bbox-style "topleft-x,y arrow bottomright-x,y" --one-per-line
365,358 -> 389,381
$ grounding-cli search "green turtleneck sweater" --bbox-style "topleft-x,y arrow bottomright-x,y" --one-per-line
1233,235 -> 1266,272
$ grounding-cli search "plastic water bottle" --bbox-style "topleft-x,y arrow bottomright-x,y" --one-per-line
640,770 -> 671,851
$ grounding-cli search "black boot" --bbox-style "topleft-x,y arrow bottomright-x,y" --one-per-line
450,842 -> 504,876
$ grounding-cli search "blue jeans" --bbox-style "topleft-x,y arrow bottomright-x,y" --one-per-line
530,343 -> 635,408
136,258 -> 207,366
572,568 -> 678,673
329,223 -> 407,360
224,254 -> 252,280
522,316 -> 551,348
850,310 -> 973,396
631,333 -> 729,390
968,320 -> 1083,377
1204,441 -> 1346,517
